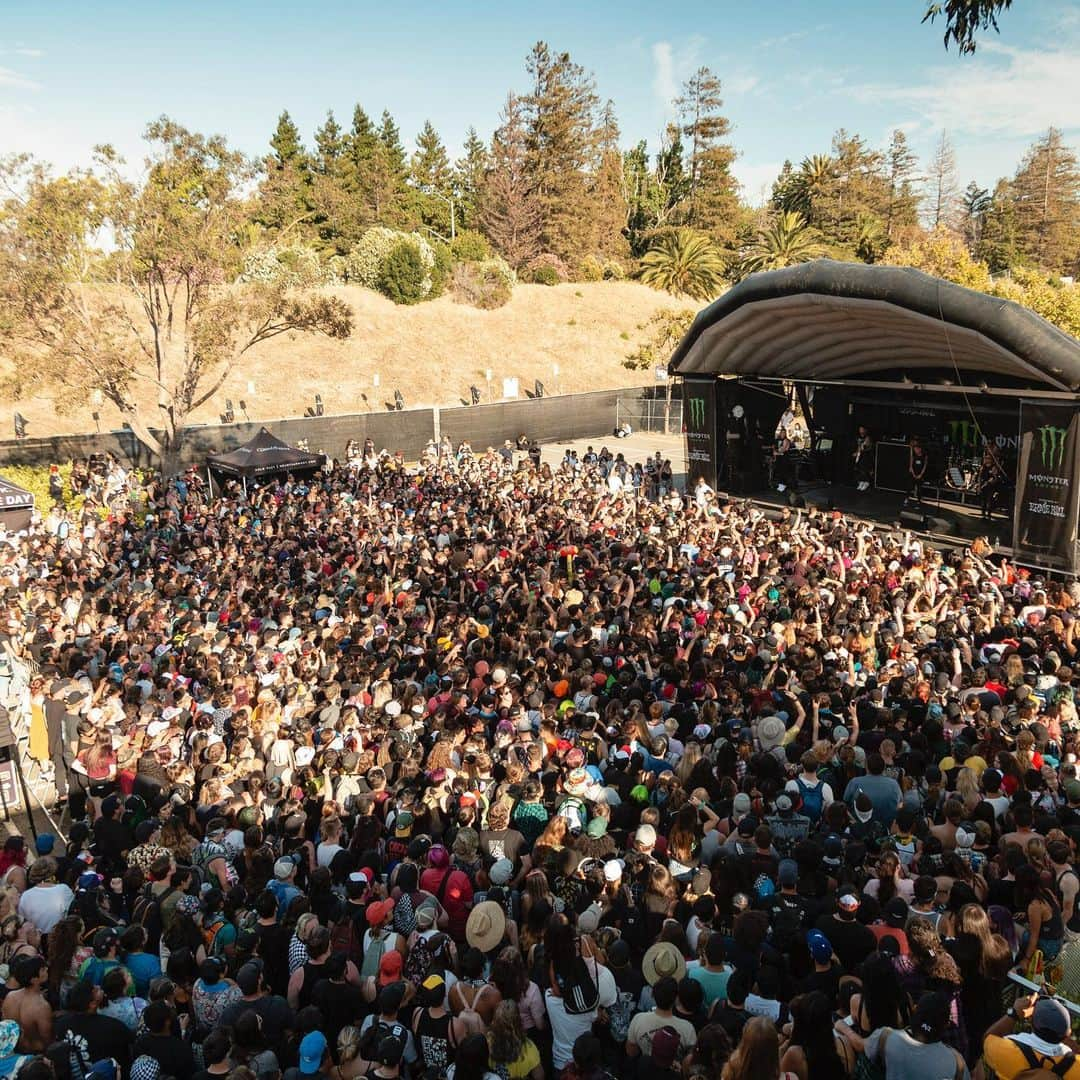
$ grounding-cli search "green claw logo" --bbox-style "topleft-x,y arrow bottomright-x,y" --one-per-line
688,396 -> 706,427
947,420 -> 981,449
1038,425 -> 1068,470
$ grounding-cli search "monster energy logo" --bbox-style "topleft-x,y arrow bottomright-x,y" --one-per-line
1037,425 -> 1068,470
687,396 -> 706,427
947,419 -> 982,449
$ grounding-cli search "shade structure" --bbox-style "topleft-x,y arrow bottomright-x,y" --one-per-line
0,476 -> 34,534
206,427 -> 324,480
669,260 -> 1080,392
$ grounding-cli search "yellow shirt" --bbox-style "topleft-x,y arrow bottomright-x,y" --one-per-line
983,1034 -> 1080,1080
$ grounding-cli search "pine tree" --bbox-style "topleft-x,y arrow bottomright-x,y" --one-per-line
270,110 -> 303,168
960,181 -> 992,255
314,110 -> 344,174
884,129 -> 920,236
978,178 -> 1021,272
818,130 -> 888,249
378,110 -> 407,178
522,41 -> 600,265
1011,127 -> 1080,274
454,126 -> 489,230
676,67 -> 739,243
925,130 -> 960,231
480,93 -> 542,270
411,121 -> 451,192
589,101 -> 629,262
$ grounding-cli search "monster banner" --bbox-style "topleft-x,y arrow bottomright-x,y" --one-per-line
682,378 -> 719,490
1013,402 -> 1080,570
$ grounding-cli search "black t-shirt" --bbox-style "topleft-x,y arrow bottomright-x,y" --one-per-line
814,914 -> 876,973
310,978 -> 368,1047
133,1033 -> 196,1080
253,922 -> 290,996
219,995 -> 296,1052
56,1011 -> 134,1070
798,963 -> 842,1007
93,816 -> 134,866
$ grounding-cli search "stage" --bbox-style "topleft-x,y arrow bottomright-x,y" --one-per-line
741,479 -> 1012,551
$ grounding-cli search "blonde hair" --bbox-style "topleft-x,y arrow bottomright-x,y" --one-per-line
337,1027 -> 362,1064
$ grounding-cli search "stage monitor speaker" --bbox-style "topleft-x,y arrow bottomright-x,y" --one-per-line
875,441 -> 910,493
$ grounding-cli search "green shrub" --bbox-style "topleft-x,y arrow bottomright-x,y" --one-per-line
239,244 -> 330,287
378,243 -> 427,305
346,228 -> 436,296
450,230 -> 491,262
602,260 -> 627,281
524,252 -> 570,284
567,318 -> 577,326
450,261 -> 513,309
430,242 -> 453,298
579,256 -> 604,282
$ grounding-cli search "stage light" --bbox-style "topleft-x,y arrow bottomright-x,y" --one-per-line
13,414 -> 26,440
314,394 -> 324,417
239,400 -> 249,421
92,411 -> 101,433
535,380 -> 545,399
394,390 -> 405,411
470,386 -> 481,406
224,399 -> 235,424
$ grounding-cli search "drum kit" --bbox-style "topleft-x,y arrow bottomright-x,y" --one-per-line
944,454 -> 985,494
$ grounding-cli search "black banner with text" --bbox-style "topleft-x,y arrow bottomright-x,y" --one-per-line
1014,401 -> 1080,570
683,378 -> 718,490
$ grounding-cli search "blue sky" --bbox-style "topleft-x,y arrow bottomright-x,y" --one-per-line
1,0 -> 1078,206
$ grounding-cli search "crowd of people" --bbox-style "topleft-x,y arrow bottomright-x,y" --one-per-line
0,435 -> 1078,1080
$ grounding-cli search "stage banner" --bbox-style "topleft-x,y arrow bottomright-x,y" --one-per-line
1014,401 -> 1080,570
683,378 -> 719,489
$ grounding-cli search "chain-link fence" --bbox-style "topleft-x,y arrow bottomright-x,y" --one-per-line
616,394 -> 682,435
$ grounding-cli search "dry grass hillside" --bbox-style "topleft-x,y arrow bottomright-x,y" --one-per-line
2,282 -> 687,438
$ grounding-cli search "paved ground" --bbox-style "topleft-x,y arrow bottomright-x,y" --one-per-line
536,431 -> 687,489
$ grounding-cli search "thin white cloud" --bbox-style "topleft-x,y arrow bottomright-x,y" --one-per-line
0,66 -> 39,91
847,42 -> 1080,140
727,73 -> 759,96
14,48 -> 43,58
758,25 -> 828,49
651,41 -> 677,115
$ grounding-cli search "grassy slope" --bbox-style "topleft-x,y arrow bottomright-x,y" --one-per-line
1,282 -> 686,437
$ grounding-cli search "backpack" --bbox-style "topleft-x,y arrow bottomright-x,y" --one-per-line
767,894 -> 805,952
131,883 -> 175,946
360,927 -> 391,978
561,949 -> 600,1016
795,777 -> 824,822
403,934 -> 437,988
607,987 -> 636,1043
558,796 -> 588,833
1013,1040 -> 1078,1079
202,916 -> 228,957
330,909 -> 365,968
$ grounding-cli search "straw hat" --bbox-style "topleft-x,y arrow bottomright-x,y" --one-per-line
642,941 -> 687,985
465,901 -> 506,952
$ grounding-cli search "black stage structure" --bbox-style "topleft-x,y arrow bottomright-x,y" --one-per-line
670,260 -> 1080,572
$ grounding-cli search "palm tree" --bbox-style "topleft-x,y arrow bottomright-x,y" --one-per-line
639,228 -> 727,301
795,153 -> 835,223
738,211 -> 823,277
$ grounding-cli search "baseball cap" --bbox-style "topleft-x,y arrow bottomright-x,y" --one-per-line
807,930 -> 833,964
838,893 -> 860,912
635,824 -> 657,848
488,858 -> 514,885
778,859 -> 798,887
299,1031 -> 327,1074
273,858 -> 295,880
1033,997 -> 1071,1042
732,792 -> 752,815
884,896 -> 909,928
34,834 -> 55,856
650,1026 -> 681,1069
378,950 -> 403,986
236,962 -> 263,995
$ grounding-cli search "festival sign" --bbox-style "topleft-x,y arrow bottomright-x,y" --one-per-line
683,378 -> 718,489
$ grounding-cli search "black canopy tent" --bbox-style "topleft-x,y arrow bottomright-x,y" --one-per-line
0,476 -> 33,534
206,427 -> 324,495
669,260 -> 1080,570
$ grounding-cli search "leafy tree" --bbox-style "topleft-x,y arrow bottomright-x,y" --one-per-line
676,67 -> 739,244
0,122 -> 352,473
270,110 -> 303,167
639,228 -> 726,300
523,41 -> 601,265
480,93 -> 542,270
923,0 -> 1013,53
816,131 -> 887,249
454,126 -> 489,231
1011,127 -> 1080,275
925,130 -> 960,231
588,101 -> 629,263
737,211 -> 823,277
623,124 -> 690,257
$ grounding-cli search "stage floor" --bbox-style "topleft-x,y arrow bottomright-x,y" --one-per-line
743,480 -> 1013,549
